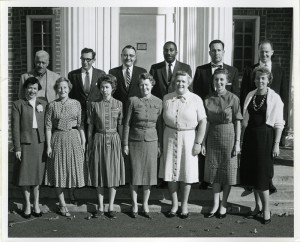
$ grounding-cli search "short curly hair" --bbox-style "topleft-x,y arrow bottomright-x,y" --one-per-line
138,73 -> 156,86
23,77 -> 42,90
212,68 -> 231,82
54,77 -> 73,91
97,74 -> 118,93
253,66 -> 273,86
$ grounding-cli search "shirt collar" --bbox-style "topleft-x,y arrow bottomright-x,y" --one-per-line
165,59 -> 176,67
81,67 -> 93,75
211,62 -> 223,68
259,61 -> 272,68
34,69 -> 47,77
122,65 -> 133,72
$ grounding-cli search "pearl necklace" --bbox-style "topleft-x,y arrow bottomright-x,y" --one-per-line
252,90 -> 268,111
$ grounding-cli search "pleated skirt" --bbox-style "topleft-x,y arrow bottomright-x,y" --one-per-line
129,140 -> 158,186
204,123 -> 239,185
44,129 -> 86,188
88,132 -> 125,188
14,129 -> 45,186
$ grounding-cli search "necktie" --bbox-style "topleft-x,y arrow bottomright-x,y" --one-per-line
168,63 -> 172,83
211,63 -> 222,68
84,71 -> 90,94
126,67 -> 131,89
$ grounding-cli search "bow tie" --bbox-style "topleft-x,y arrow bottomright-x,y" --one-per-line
211,63 -> 222,68
173,95 -> 186,103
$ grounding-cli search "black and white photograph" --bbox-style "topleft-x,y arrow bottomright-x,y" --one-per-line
0,0 -> 298,241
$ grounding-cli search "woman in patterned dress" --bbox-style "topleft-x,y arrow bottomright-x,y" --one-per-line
87,74 -> 125,219
123,73 -> 162,219
44,77 -> 86,217
11,77 -> 47,219
202,68 -> 242,219
159,71 -> 207,218
240,66 -> 284,224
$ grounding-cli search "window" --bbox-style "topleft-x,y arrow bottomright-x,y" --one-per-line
26,15 -> 55,71
233,16 -> 260,77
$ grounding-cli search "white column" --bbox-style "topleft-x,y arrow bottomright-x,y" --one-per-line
175,7 -> 233,76
60,7 -> 119,76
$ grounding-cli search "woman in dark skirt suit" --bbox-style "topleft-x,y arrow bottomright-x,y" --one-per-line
123,73 -> 162,218
11,77 -> 47,218
202,68 -> 242,219
240,66 -> 284,224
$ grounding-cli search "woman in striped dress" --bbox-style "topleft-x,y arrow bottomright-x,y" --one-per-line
202,68 -> 242,219
87,74 -> 125,219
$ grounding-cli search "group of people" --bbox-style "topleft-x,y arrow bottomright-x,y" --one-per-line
11,39 -> 285,225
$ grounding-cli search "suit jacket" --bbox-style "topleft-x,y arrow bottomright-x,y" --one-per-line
11,98 -> 47,152
109,65 -> 147,107
239,63 -> 288,122
68,67 -> 106,118
192,63 -> 239,101
149,61 -> 192,100
19,69 -> 60,103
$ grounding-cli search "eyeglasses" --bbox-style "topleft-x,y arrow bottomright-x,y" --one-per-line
122,54 -> 135,58
80,57 -> 94,63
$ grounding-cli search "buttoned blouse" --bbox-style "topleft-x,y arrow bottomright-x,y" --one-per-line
45,98 -> 83,131
204,91 -> 242,124
122,95 -> 162,145
163,91 -> 206,130
28,98 -> 38,128
87,98 -> 123,132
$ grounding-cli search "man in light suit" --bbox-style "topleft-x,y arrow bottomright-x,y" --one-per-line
109,45 -> 147,110
109,45 -> 146,184
150,41 -> 192,100
18,50 -> 60,103
193,39 -> 239,101
192,39 -> 239,190
68,48 -> 106,134
240,40 -> 289,194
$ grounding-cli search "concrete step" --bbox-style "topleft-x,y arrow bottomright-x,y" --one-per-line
9,198 -> 293,216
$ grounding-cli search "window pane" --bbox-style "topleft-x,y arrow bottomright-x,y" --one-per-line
245,21 -> 254,33
32,21 -> 42,33
33,34 -> 42,46
234,47 -> 243,59
42,21 -> 52,33
234,34 -> 243,46
244,47 -> 252,59
43,34 -> 52,46
234,21 -> 243,33
244,34 -> 253,46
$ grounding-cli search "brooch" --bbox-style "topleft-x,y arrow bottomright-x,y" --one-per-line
36,104 -> 43,113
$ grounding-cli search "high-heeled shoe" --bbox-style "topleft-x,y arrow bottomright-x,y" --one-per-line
262,211 -> 272,224
217,213 -> 227,219
245,210 -> 263,219
141,211 -> 152,219
57,205 -> 71,217
22,212 -> 31,219
204,211 -> 218,218
166,210 -> 177,218
107,210 -> 117,219
180,212 -> 189,219
130,211 -> 138,218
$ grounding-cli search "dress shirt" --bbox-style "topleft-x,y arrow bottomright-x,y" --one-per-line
211,62 -> 223,74
81,67 -> 93,87
259,61 -> 272,71
28,98 -> 38,128
122,65 -> 134,87
165,60 -> 176,80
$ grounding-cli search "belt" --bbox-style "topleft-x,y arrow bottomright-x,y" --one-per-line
95,129 -> 117,134
165,124 -> 195,131
54,127 -> 78,131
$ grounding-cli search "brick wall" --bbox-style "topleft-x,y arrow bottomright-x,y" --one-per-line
233,8 -> 293,93
8,7 -> 61,147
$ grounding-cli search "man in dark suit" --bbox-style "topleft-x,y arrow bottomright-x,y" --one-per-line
68,48 -> 105,204
193,39 -> 239,101
149,41 -> 192,100
109,45 -> 146,109
68,48 -> 106,134
192,39 -> 239,190
109,45 -> 146,184
240,40 -> 289,194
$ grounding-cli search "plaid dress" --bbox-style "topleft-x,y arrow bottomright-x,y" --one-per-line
204,91 -> 242,185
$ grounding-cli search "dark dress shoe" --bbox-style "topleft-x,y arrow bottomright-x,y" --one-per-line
217,213 -> 227,219
204,212 -> 217,218
107,211 -> 117,219
180,213 -> 189,219
130,211 -> 138,218
166,211 -> 177,218
22,212 -> 31,219
32,211 -> 42,217
141,211 -> 152,219
245,210 -> 263,219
